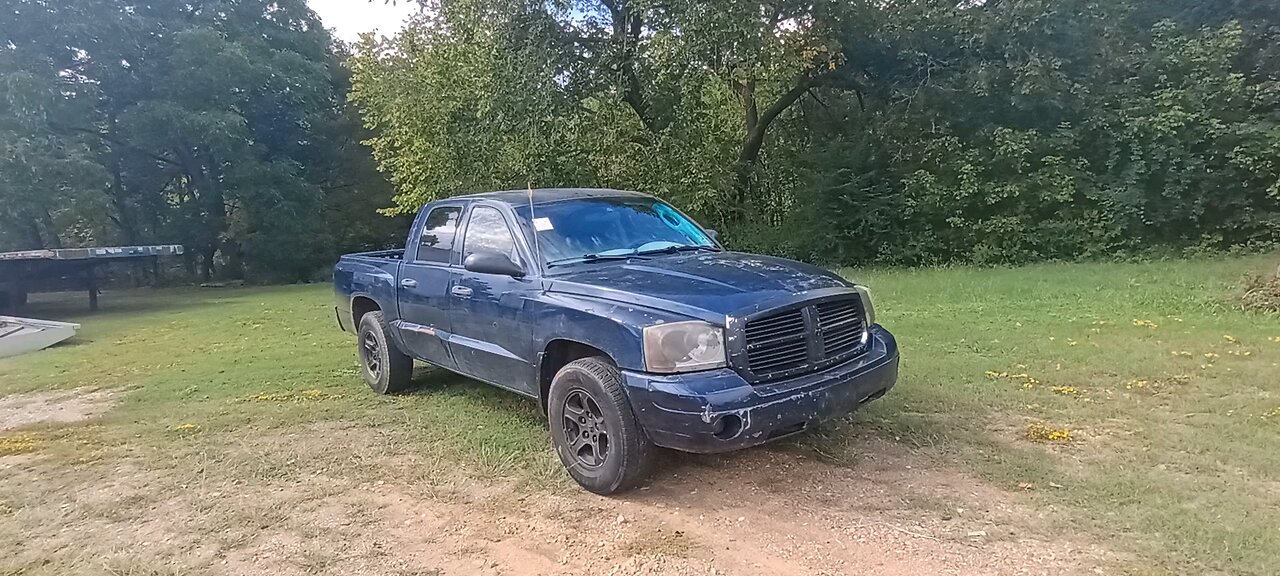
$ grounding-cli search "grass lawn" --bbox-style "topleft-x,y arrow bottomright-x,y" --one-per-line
1,254 -> 1278,575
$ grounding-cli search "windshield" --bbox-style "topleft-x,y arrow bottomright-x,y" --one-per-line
513,196 -> 717,267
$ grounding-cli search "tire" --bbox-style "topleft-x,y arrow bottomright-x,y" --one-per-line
548,356 -> 653,494
356,311 -> 413,394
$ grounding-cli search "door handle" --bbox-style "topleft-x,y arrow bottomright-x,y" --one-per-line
450,285 -> 473,298
400,278 -> 418,288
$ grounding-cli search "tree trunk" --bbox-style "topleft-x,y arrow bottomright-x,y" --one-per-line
105,113 -> 142,245
107,154 -> 141,244
22,215 -> 44,250
183,251 -> 196,278
200,244 -> 216,282
730,75 -> 817,221
604,0 -> 663,132
39,210 -> 62,248
223,237 -> 245,280
174,144 -> 228,282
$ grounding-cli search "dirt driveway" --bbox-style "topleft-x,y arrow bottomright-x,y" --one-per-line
0,388 -> 1110,576
259,443 -> 1108,576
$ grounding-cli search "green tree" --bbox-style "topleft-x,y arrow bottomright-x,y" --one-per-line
1,0 -> 404,280
796,0 -> 1280,264
350,0 -> 846,228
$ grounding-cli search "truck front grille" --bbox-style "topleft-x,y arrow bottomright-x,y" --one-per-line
743,309 -> 809,374
741,296 -> 868,382
816,299 -> 865,357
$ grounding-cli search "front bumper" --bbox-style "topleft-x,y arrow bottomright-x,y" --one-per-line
622,326 -> 899,453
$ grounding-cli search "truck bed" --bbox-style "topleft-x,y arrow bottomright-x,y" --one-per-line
333,250 -> 405,332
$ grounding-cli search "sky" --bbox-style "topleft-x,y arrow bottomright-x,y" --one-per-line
307,0 -> 419,43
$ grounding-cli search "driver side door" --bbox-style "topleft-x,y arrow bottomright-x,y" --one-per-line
447,205 -> 539,395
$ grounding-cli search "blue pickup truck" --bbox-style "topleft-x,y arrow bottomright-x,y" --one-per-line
334,188 -> 898,494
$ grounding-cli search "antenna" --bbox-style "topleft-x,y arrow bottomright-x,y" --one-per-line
527,182 -> 542,272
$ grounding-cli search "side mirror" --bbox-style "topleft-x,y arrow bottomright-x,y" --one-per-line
704,229 -> 719,242
463,252 -> 525,277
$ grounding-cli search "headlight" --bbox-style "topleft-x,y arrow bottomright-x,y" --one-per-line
643,321 -> 726,373
855,285 -> 876,326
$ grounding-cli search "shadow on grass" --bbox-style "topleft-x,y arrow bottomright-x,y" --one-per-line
396,364 -> 549,426
20,289 -> 226,320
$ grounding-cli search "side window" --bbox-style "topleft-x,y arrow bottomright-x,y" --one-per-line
416,206 -> 461,263
463,207 -> 519,263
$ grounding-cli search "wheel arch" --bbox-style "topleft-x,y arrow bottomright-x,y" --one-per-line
538,339 -> 615,414
351,295 -> 380,327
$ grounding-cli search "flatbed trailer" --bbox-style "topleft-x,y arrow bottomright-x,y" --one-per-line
0,245 -> 183,312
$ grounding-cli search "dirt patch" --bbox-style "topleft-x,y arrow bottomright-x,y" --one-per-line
0,388 -> 119,431
0,425 -> 1117,576
1237,268 -> 1280,313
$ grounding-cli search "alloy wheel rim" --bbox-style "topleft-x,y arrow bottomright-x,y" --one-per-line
562,389 -> 609,469
361,332 -> 381,380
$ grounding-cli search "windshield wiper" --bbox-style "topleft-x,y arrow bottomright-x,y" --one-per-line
545,252 -> 651,268
546,245 -> 718,268
634,244 -> 721,256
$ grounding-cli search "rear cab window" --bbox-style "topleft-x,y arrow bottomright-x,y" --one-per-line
415,206 -> 461,263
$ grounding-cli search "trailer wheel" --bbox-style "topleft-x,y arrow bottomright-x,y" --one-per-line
357,311 -> 413,394
548,356 -> 653,494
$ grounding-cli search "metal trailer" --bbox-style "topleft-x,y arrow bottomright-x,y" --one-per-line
0,245 -> 184,312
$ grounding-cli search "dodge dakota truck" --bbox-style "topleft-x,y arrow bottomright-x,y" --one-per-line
334,188 -> 899,494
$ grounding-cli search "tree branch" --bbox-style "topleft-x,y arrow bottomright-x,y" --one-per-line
756,76 -> 812,132
806,87 -> 829,109
607,1 -> 664,132
741,77 -> 760,133
59,125 -> 185,169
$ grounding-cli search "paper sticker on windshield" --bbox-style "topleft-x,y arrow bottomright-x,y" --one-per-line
533,217 -> 554,231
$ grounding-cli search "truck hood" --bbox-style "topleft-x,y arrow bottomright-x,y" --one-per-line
545,251 -> 852,321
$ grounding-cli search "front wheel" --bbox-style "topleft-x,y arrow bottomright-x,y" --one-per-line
548,356 -> 653,494
356,311 -> 413,394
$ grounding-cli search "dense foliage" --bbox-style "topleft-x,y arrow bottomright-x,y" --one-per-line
351,0 -> 1280,265
3,1 -> 1278,275
0,0 -> 406,281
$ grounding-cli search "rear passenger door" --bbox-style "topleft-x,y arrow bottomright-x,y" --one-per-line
447,204 -> 539,394
397,203 -> 463,369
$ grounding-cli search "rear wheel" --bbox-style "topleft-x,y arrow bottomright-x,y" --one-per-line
357,311 -> 413,394
548,356 -> 653,494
